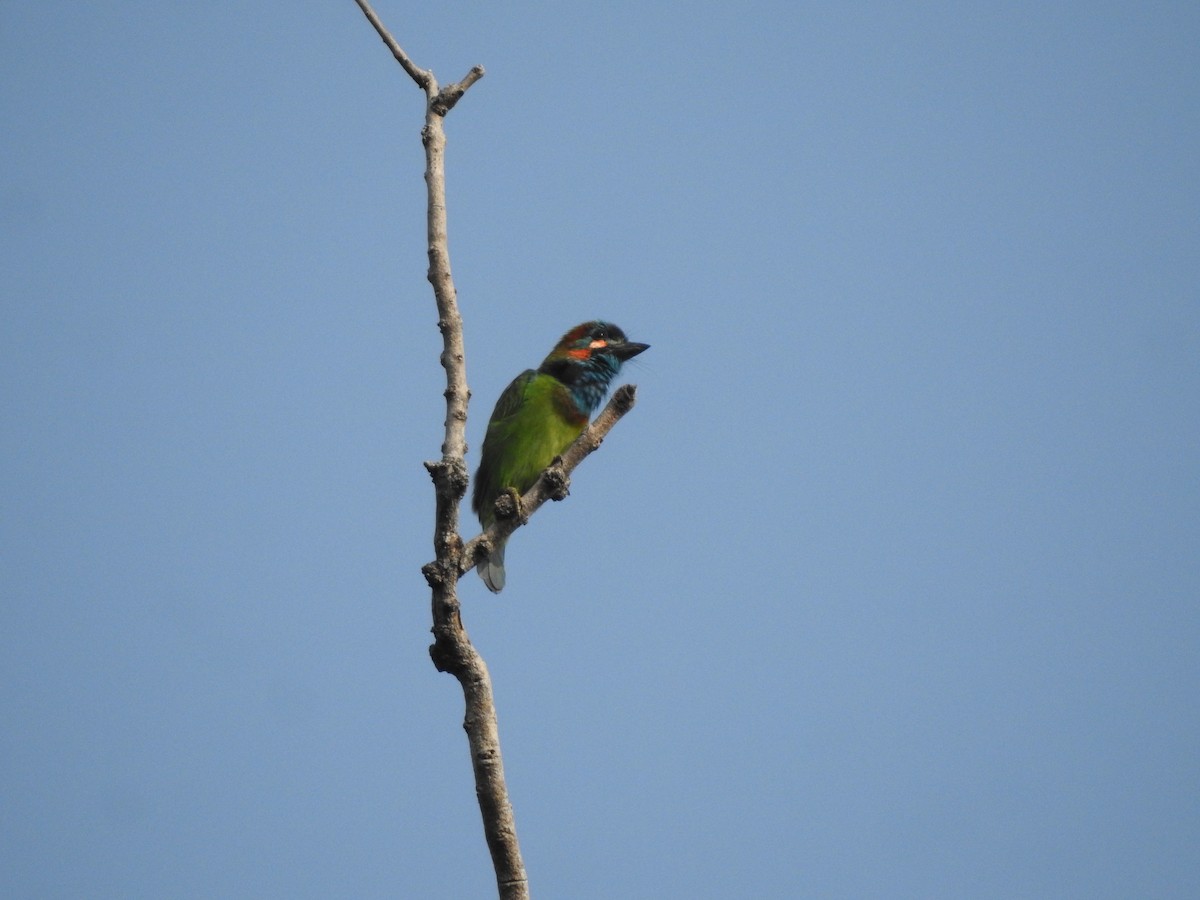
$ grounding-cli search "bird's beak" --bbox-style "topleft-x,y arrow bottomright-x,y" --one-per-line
612,341 -> 649,361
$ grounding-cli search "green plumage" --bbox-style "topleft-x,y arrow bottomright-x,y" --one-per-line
473,369 -> 588,531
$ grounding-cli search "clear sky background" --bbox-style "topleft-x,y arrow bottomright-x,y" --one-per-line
3,3 -> 1198,898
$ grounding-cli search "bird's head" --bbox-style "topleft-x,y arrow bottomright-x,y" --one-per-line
539,321 -> 649,414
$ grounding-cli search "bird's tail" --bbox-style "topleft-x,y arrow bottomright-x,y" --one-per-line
476,538 -> 506,593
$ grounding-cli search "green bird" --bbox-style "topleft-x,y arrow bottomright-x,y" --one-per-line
471,321 -> 649,592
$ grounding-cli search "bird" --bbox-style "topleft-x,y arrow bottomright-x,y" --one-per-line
471,321 -> 649,592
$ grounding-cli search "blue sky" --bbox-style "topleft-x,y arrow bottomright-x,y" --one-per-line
3,2 -> 1198,897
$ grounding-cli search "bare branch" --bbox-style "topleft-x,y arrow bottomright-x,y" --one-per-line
356,7 -> 640,898
353,4 -> 522,898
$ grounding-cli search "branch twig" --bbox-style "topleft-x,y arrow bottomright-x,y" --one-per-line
352,0 -> 430,89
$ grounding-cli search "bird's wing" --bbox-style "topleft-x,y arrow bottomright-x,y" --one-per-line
488,369 -> 537,424
471,369 -> 537,519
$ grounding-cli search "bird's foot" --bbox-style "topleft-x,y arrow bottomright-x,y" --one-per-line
494,487 -> 527,524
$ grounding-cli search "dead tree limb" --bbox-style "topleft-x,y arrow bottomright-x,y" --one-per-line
353,4 -> 639,897
353,6 -> 527,896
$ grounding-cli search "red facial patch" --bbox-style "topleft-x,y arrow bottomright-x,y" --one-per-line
567,348 -> 590,359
